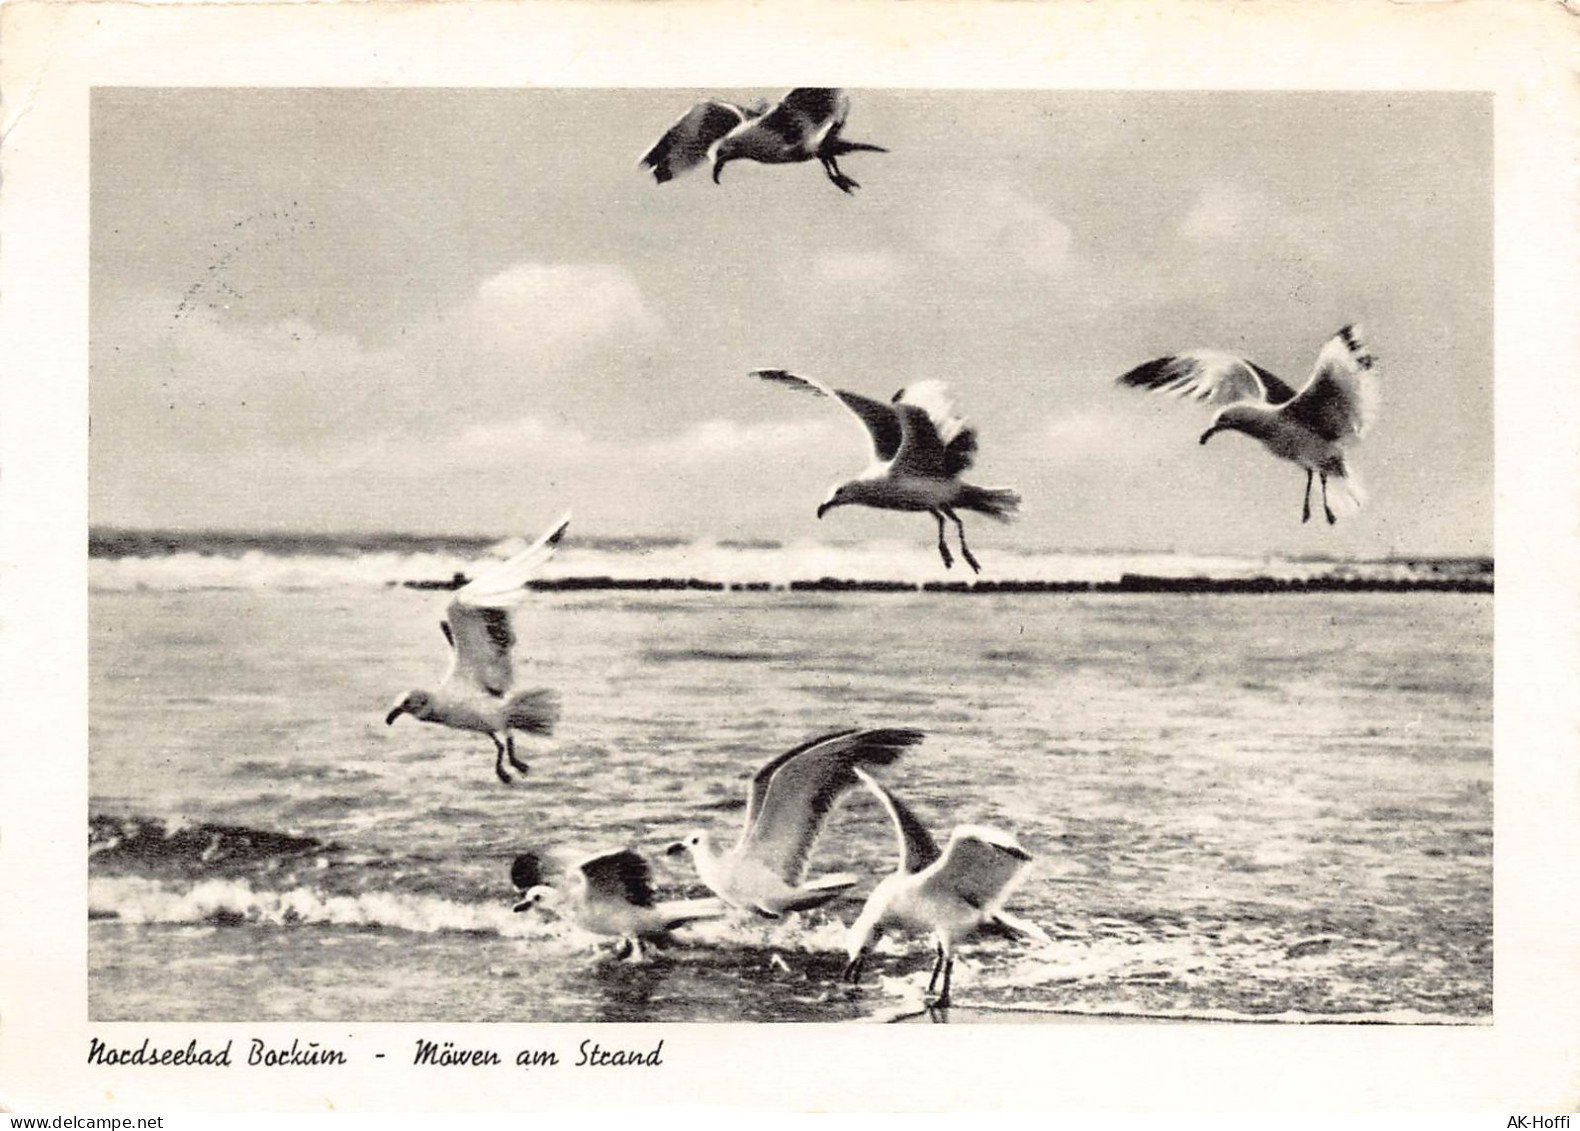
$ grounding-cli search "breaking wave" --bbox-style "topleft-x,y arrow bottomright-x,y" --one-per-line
88,531 -> 1492,593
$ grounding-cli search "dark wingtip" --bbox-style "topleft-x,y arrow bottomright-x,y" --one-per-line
509,852 -> 545,891
998,841 -> 1033,863
751,369 -> 828,397
850,727 -> 926,765
1115,357 -> 1168,390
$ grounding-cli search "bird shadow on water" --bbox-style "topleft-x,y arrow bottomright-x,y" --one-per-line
567,944 -> 874,1023
573,958 -> 672,1023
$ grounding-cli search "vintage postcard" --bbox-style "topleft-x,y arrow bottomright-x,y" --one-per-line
1,0 -> 1576,1114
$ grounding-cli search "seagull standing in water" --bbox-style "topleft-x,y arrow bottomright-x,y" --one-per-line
384,514 -> 569,785
640,88 -> 886,194
842,769 -> 1046,1008
1115,324 -> 1380,525
510,850 -> 724,962
753,369 -> 1021,573
666,728 -> 924,917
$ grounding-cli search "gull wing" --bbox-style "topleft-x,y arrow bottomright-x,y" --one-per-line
852,767 -> 941,875
1116,349 -> 1299,408
889,381 -> 974,479
578,849 -> 658,910
740,727 -> 924,884
639,100 -> 755,182
442,513 -> 569,696
752,369 -> 904,463
915,826 -> 1034,913
1284,324 -> 1380,444
754,88 -> 849,155
741,728 -> 860,836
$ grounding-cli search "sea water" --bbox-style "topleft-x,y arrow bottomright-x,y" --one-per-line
88,541 -> 1492,1023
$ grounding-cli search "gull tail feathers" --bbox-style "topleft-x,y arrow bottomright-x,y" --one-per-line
1325,463 -> 1368,514
958,485 -> 1022,522
505,688 -> 560,735
656,898 -> 728,930
981,911 -> 1052,945
830,139 -> 888,155
773,873 -> 861,913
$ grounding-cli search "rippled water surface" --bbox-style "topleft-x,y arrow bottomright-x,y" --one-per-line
89,585 -> 1492,1023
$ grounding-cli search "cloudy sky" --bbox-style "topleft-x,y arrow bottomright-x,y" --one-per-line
90,89 -> 1490,555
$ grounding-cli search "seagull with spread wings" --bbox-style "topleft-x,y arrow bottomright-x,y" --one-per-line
1116,324 -> 1380,525
753,369 -> 1021,573
842,769 -> 1047,1008
510,849 -> 725,962
665,728 -> 924,917
640,88 -> 886,194
384,514 -> 569,785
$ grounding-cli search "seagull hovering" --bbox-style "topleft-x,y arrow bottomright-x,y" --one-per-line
640,88 -> 886,194
384,514 -> 569,785
510,850 -> 724,962
842,769 -> 1047,1008
1116,324 -> 1380,525
665,728 -> 924,917
753,369 -> 1021,573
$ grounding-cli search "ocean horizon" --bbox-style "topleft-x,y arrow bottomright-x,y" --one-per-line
88,526 -> 1493,594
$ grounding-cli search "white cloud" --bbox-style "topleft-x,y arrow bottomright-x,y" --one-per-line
650,417 -> 840,460
920,182 -> 1076,276
429,414 -> 838,473
95,260 -> 663,454
1008,407 -> 1178,468
462,263 -> 660,356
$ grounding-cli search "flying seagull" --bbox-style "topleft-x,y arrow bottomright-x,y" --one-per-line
640,88 -> 886,194
1116,324 -> 1379,525
510,849 -> 725,962
385,514 -> 569,784
753,369 -> 1021,573
666,728 -> 925,917
842,768 -> 1046,1008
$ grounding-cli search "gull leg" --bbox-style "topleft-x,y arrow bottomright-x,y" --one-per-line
504,734 -> 530,776
820,155 -> 858,194
936,956 -> 953,1008
931,510 -> 954,570
926,942 -> 946,995
942,506 -> 981,574
1320,473 -> 1336,525
1302,469 -> 1313,524
490,735 -> 512,784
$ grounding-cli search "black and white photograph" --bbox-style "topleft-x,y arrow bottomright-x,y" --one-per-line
85,83 -> 1495,1027
4,0 -> 1577,1114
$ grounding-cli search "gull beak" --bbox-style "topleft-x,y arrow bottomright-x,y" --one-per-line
711,157 -> 725,185
816,502 -> 833,520
664,841 -> 688,857
1198,425 -> 1220,446
384,705 -> 406,726
511,897 -> 533,913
